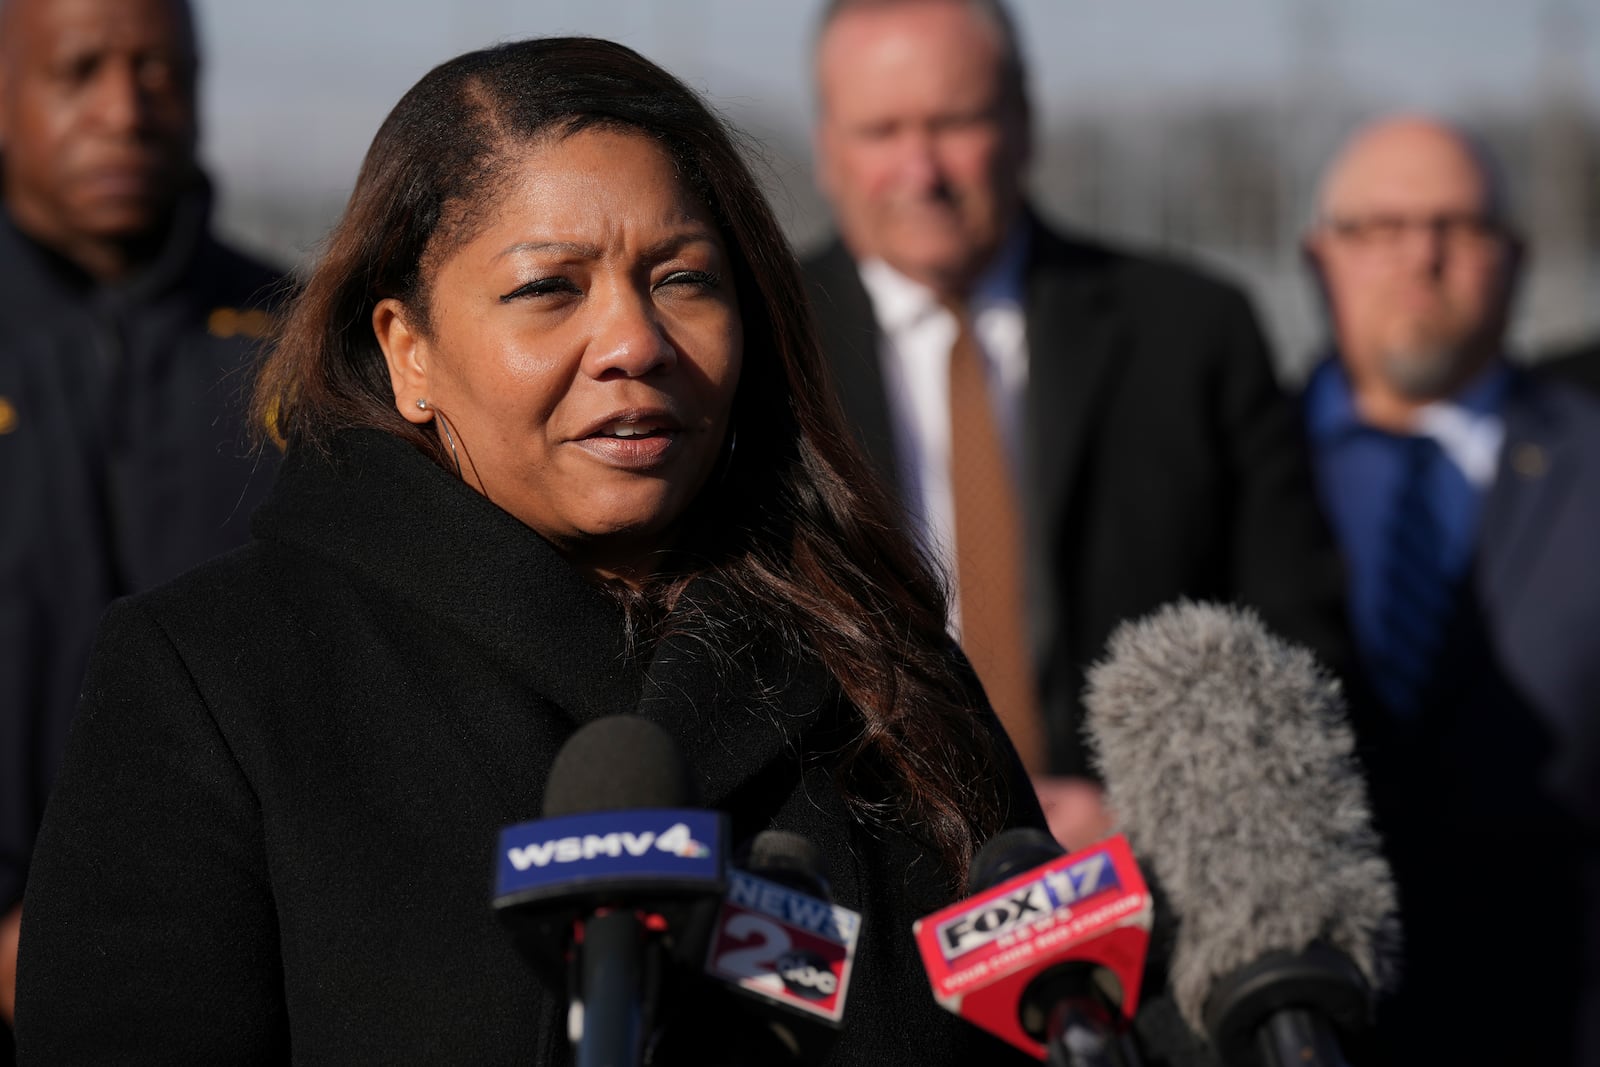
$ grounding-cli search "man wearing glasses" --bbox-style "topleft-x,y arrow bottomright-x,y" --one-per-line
1301,115 -> 1600,1065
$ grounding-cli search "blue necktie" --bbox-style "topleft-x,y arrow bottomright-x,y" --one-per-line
1370,435 -> 1458,718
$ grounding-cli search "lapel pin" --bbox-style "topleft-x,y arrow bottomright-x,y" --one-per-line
1510,442 -> 1547,480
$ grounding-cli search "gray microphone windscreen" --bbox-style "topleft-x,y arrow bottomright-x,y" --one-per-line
1083,601 -> 1399,1033
542,715 -> 694,817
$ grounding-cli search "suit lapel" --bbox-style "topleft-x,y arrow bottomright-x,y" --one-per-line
1021,225 -> 1124,561
804,241 -> 902,495
807,228 -> 1126,549
1477,375 -> 1576,621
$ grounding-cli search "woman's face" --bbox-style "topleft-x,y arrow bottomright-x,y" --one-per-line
376,127 -> 743,579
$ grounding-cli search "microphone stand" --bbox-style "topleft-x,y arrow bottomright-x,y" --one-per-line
1254,1008 -> 1349,1067
1045,999 -> 1145,1067
574,908 -> 655,1067
1032,970 -> 1144,1067
1203,943 -> 1368,1067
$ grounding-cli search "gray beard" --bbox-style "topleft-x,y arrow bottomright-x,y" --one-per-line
1376,340 -> 1474,402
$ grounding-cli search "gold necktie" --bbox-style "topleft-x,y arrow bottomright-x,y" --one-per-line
945,301 -> 1047,773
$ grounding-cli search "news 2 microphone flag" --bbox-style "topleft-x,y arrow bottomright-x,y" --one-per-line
704,834 -> 862,1028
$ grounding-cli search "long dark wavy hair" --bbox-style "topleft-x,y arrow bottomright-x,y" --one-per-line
253,36 -> 1014,878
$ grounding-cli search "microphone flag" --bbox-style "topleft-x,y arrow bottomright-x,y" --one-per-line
703,868 -> 863,1026
912,833 -> 1152,1059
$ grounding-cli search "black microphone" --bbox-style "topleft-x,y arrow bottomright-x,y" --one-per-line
742,829 -> 831,897
973,829 -> 1147,1067
492,716 -> 727,1067
1084,601 -> 1401,1067
690,829 -> 861,1064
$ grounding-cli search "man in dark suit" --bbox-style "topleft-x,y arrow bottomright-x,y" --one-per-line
803,0 -> 1350,846
0,0 -> 282,1042
1300,115 -> 1600,1064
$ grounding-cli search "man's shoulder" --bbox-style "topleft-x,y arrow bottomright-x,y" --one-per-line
0,213 -> 84,324
797,236 -> 859,293
1515,368 -> 1600,442
796,237 -> 878,355
1028,218 -> 1253,312
192,232 -> 293,311
800,222 -> 1253,309
1536,337 -> 1600,398
796,221 -> 1260,339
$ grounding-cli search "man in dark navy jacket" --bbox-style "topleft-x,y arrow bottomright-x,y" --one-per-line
0,0 -> 283,1040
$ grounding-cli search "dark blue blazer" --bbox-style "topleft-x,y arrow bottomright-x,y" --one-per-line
1338,370 -> 1600,1066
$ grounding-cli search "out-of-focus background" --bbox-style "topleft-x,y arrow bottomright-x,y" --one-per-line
193,0 -> 1600,380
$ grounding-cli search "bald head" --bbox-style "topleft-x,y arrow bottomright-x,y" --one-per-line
1305,116 -> 1521,429
1315,116 -> 1511,231
0,0 -> 199,281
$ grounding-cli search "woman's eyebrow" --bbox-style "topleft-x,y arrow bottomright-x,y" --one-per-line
639,230 -> 720,260
491,231 -> 717,263
492,239 -> 602,261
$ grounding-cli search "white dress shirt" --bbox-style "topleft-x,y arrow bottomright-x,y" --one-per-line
1411,367 -> 1509,492
855,226 -> 1032,631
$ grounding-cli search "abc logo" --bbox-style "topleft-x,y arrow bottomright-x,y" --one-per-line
775,950 -> 838,1001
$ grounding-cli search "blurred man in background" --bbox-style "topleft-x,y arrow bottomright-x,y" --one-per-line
1302,115 -> 1600,1064
802,0 -> 1351,848
0,0 -> 283,1044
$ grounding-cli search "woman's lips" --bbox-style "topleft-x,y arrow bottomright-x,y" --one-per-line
573,417 -> 682,469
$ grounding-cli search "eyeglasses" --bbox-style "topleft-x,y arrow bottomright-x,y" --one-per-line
1320,211 -> 1507,251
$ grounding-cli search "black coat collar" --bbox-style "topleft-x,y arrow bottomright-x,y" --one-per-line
254,428 -> 642,722
254,429 -> 838,810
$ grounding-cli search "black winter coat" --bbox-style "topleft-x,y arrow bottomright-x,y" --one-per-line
16,429 -> 1042,1065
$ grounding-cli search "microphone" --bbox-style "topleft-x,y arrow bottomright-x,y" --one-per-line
706,831 -> 861,1023
1084,601 -> 1401,1067
913,827 -> 1154,1064
492,716 -> 727,1067
675,829 -> 863,1063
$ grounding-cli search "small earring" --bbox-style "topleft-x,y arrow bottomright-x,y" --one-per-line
717,426 -> 738,486
435,409 -> 463,478
416,398 -> 429,411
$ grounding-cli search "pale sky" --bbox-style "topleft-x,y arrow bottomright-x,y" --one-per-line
187,0 -> 1600,359
193,0 -> 1599,202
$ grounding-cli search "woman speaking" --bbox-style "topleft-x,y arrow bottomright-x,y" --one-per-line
15,37 -> 1040,1064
